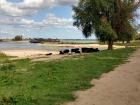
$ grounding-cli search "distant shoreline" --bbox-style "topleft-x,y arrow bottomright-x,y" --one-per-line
0,39 -> 98,44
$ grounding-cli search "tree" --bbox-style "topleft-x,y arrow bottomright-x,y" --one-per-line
135,33 -> 140,40
113,0 -> 138,43
13,35 -> 23,41
73,0 -> 139,50
95,17 -> 117,50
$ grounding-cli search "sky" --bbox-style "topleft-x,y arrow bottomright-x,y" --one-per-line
0,0 -> 140,39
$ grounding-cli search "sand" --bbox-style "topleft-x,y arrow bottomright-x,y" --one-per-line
65,49 -> 140,105
1,50 -> 59,58
1,44 -> 125,58
42,43 -> 125,50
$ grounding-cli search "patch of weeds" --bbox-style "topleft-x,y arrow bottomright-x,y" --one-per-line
0,96 -> 17,105
0,64 -> 16,72
0,76 -> 15,85
0,53 -> 7,57
0,95 -> 36,105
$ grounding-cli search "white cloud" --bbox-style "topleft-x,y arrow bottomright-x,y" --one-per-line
43,13 -> 73,27
0,0 -> 78,35
56,0 -> 78,6
22,0 -> 44,8
0,13 -> 74,29
19,0 -> 55,9
0,0 -> 38,16
0,0 -> 78,17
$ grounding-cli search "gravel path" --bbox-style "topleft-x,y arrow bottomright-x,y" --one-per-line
65,49 -> 140,105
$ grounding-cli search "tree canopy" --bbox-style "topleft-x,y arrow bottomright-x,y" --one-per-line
73,0 -> 140,50
13,35 -> 23,41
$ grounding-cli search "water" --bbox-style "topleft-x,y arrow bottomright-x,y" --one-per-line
0,40 -> 98,51
0,41 -> 63,51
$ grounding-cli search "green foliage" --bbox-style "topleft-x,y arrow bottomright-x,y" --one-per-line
0,53 -> 7,57
0,64 -> 15,72
96,17 -> 117,42
135,33 -> 140,40
0,53 -> 9,64
73,0 -> 139,49
114,40 -> 140,47
0,48 -> 135,105
13,35 -> 23,41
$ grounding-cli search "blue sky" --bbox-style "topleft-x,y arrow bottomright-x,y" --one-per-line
0,0 -> 139,39
0,0 -> 91,39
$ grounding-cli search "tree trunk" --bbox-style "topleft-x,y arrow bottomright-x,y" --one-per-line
127,40 -> 130,43
108,40 -> 113,50
122,40 -> 125,44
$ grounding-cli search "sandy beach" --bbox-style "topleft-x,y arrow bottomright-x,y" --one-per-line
1,50 -> 59,58
1,44 -> 125,58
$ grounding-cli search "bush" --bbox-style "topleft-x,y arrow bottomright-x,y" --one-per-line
0,64 -> 16,72
0,53 -> 7,57
13,35 -> 23,41
134,33 -> 140,40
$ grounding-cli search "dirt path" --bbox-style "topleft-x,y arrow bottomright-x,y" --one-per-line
65,49 -> 140,105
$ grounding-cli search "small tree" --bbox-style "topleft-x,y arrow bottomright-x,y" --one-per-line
13,35 -> 23,41
118,25 -> 137,43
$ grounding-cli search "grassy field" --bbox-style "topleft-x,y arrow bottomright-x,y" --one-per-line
114,40 -> 140,47
0,48 -> 135,105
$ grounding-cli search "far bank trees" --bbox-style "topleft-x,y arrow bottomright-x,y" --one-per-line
13,35 -> 23,41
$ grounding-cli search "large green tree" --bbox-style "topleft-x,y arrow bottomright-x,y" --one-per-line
73,0 -> 139,50
113,0 -> 138,43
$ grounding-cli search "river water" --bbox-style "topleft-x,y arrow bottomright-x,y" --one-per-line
0,41 -> 64,51
0,40 -> 98,51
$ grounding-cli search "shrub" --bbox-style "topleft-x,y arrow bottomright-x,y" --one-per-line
0,53 -> 7,57
0,64 -> 16,72
12,35 -> 23,41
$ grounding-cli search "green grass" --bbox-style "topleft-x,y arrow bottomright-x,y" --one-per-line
0,53 -> 9,63
0,48 -> 135,105
114,40 -> 140,47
